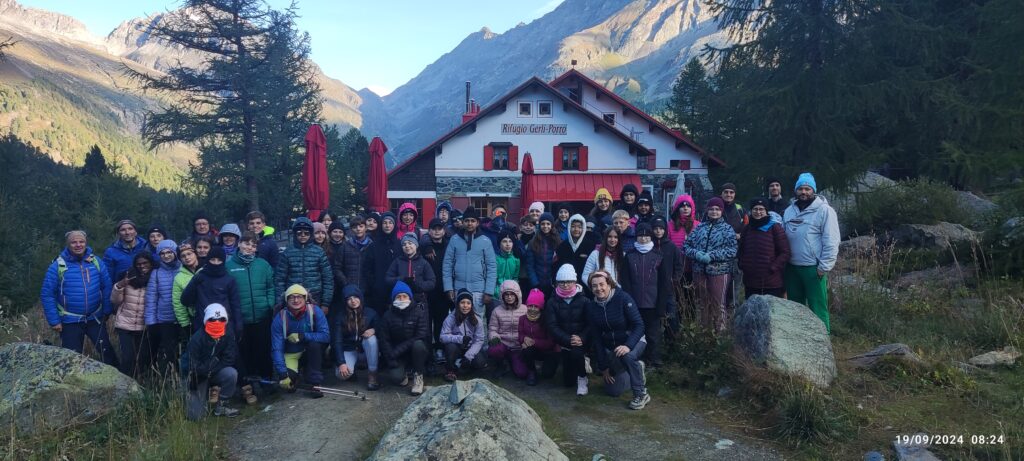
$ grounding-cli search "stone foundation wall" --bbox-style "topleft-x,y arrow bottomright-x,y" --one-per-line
437,176 -> 520,199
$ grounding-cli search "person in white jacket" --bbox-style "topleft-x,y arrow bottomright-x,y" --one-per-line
782,172 -> 840,333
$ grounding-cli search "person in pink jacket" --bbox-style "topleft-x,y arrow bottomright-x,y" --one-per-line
112,252 -> 155,378
669,194 -> 700,323
518,288 -> 558,385
488,280 -> 528,379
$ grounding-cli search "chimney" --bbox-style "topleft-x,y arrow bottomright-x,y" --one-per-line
462,83 -> 480,124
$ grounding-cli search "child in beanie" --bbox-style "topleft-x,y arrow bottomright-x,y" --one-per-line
518,288 -> 557,385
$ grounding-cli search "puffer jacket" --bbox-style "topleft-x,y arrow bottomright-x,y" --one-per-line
543,289 -> 591,348
518,315 -> 556,351
144,259 -> 180,326
378,302 -> 429,362
684,218 -> 738,276
494,251 -> 520,298
442,230 -> 497,294
275,219 -> 334,306
333,236 -> 371,295
738,217 -> 791,289
524,235 -> 557,288
489,280 -> 527,349
102,236 -> 148,283
270,304 -> 330,375
362,231 -> 401,307
112,282 -> 147,331
227,253 -> 276,324
419,234 -> 450,295
783,196 -> 840,272
385,252 -> 436,298
187,328 -> 238,380
181,265 -> 242,335
331,285 -> 379,363
40,247 -> 112,326
440,310 -> 486,360
172,266 -> 197,328
621,246 -> 670,313
668,194 -> 701,249
396,202 -> 422,239
587,289 -> 644,372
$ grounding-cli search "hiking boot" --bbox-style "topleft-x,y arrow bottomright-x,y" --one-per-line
240,385 -> 258,405
444,371 -> 457,382
208,386 -> 220,404
410,373 -> 424,396
213,402 -> 239,418
526,372 -> 537,386
576,376 -> 589,396
308,387 -> 324,399
367,372 -> 381,391
629,391 -> 651,410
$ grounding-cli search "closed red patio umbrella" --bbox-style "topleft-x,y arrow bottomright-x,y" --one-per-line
519,152 -> 535,217
302,124 -> 329,220
367,136 -> 389,213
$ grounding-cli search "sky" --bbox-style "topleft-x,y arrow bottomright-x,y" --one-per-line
18,0 -> 565,95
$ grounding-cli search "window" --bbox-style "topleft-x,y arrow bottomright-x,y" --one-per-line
670,159 -> 691,170
603,113 -> 615,125
637,153 -> 646,170
562,145 -> 579,170
492,145 -> 509,170
518,101 -> 532,117
538,101 -> 552,117
471,197 -> 507,219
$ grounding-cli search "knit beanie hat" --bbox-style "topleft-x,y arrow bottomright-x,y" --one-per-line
156,240 -> 178,254
525,288 -> 545,309
401,232 -> 419,247
114,219 -> 137,233
556,263 -> 578,282
706,197 -> 726,210
794,172 -> 817,192
207,245 -> 226,262
635,223 -> 654,237
721,182 -> 737,192
312,222 -> 327,234
651,218 -> 667,230
529,202 -> 545,213
462,206 -> 480,221
538,212 -> 555,224
594,188 -> 612,203
749,197 -> 769,210
328,220 -> 347,234
380,212 -> 397,224
637,190 -> 653,205
204,303 -> 228,323
456,288 -> 474,305
285,284 -> 308,298
391,281 -> 413,301
147,226 -> 167,239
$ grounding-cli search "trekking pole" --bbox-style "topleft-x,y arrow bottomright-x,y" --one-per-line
300,384 -> 369,401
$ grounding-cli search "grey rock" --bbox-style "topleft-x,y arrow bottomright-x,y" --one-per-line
895,264 -> 975,291
732,295 -> 838,387
839,235 -> 879,259
833,274 -> 892,295
968,346 -> 1021,367
864,450 -> 886,461
893,433 -> 941,461
952,360 -> 982,375
0,342 -> 142,434
846,344 -> 924,369
955,191 -> 997,218
369,379 -> 567,461
889,222 -> 979,250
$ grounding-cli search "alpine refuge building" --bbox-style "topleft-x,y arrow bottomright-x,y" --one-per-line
387,69 -> 723,224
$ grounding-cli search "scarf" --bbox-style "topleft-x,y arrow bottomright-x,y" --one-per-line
555,284 -> 578,300
205,321 -> 225,339
202,262 -> 226,277
237,252 -> 255,264
749,215 -> 771,231
352,235 -> 372,249
594,288 -> 616,307
634,241 -> 654,254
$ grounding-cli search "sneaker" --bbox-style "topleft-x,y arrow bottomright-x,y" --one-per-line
367,372 -> 381,391
576,376 -> 589,396
240,385 -> 258,405
637,360 -> 647,387
411,373 -> 424,396
208,386 -> 220,404
213,402 -> 239,417
308,387 -> 324,399
526,372 -> 537,386
629,391 -> 651,410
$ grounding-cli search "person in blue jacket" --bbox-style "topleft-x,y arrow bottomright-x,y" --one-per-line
103,219 -> 148,283
271,284 -> 330,398
145,239 -> 183,375
40,230 -> 118,365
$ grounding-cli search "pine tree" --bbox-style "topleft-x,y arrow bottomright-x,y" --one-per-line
81,145 -> 107,176
326,126 -> 369,215
665,58 -> 714,142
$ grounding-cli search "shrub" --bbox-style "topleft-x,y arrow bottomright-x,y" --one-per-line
664,322 -> 738,391
845,179 -> 970,235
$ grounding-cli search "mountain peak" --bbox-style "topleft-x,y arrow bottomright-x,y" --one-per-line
0,0 -> 101,46
478,26 -> 495,39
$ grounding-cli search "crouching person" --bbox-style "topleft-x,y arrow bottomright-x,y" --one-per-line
587,271 -> 650,410
488,280 -> 528,379
271,284 -> 330,398
333,284 -> 381,390
519,288 -> 559,385
441,289 -> 487,381
378,281 -> 429,395
186,304 -> 239,420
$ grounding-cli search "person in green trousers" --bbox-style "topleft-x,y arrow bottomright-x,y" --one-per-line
782,173 -> 840,332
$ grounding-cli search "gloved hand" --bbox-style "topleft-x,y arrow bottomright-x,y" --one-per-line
462,335 -> 472,348
696,251 -> 712,264
278,377 -> 293,390
287,333 -> 301,343
488,337 -> 500,346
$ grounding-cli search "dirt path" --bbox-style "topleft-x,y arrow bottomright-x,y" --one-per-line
229,372 -> 783,461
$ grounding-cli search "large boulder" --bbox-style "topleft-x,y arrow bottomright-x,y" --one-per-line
732,295 -> 838,387
888,222 -> 979,250
955,191 -> 997,219
368,379 -> 567,461
0,342 -> 141,434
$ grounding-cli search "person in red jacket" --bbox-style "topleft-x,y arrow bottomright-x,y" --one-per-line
737,198 -> 792,297
518,288 -> 558,386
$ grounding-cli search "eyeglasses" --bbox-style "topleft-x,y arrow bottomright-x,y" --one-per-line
556,280 -> 575,286
295,230 -> 311,236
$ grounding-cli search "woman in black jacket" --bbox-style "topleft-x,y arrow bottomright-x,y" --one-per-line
544,264 -> 592,395
620,224 -> 671,369
586,271 -> 650,410
362,212 -> 401,314
332,284 -> 381,390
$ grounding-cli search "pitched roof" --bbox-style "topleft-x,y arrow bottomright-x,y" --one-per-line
549,69 -> 725,167
388,76 -> 660,177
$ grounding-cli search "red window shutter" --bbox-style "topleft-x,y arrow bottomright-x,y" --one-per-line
646,149 -> 657,171
578,146 -> 589,171
509,145 -> 519,171
553,146 -> 563,171
679,159 -> 690,170
483,145 -> 494,171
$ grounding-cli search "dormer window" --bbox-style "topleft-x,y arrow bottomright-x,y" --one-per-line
603,113 -> 615,125
518,101 -> 532,117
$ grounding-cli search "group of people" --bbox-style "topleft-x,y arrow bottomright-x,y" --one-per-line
39,172 -> 839,419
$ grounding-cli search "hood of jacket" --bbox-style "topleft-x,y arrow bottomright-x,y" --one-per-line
619,183 -> 639,201
291,217 -> 315,247
435,200 -> 452,218
567,214 -> 588,252
499,279 -> 522,305
398,202 -> 419,221
672,194 -> 696,216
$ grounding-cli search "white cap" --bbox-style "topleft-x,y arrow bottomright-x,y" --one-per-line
204,303 -> 228,323
529,202 -> 545,213
556,264 -> 578,282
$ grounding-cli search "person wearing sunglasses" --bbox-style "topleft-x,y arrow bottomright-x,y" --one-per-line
274,217 -> 334,312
